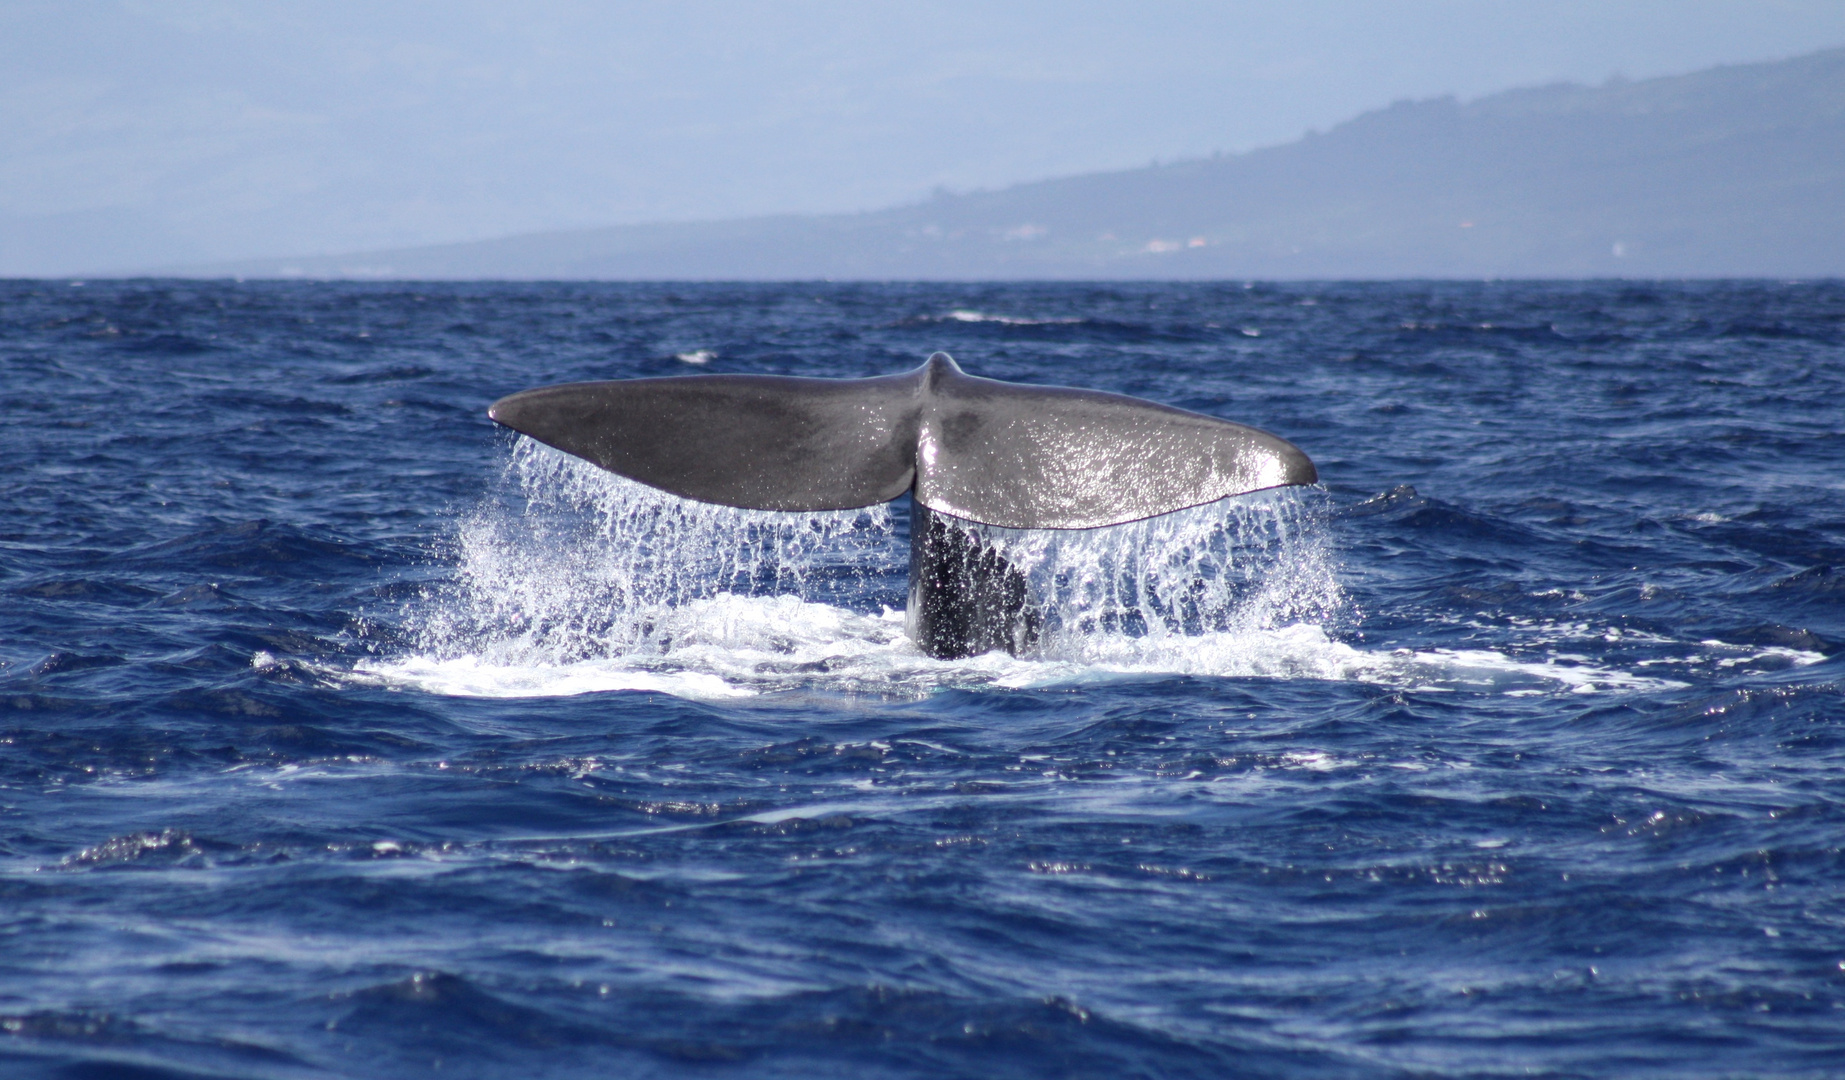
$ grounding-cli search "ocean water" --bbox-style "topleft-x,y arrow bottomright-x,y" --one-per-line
2,279 -> 1842,1079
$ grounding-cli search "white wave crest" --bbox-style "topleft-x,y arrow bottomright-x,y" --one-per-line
939,310 -> 1083,326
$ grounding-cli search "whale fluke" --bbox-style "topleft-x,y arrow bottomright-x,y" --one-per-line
487,352 -> 1314,530
488,352 -> 1316,659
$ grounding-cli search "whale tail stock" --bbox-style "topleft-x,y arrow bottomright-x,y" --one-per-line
487,352 -> 1317,658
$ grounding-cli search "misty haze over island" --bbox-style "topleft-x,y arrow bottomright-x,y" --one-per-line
170,49 -> 1845,281
5,3 -> 1843,281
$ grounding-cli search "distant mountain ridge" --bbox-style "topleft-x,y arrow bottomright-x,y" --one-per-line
165,47 -> 1845,280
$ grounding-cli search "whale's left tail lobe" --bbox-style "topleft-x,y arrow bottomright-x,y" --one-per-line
486,367 -> 923,514
487,353 -> 1315,530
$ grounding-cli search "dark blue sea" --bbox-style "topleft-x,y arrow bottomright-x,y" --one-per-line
3,279 -> 1843,1079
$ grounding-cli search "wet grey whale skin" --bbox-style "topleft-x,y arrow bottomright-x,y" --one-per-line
487,352 -> 1316,659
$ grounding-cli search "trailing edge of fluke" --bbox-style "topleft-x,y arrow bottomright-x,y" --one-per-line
486,352 -> 1315,531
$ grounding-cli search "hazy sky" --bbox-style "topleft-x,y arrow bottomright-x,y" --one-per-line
5,0 -> 1845,273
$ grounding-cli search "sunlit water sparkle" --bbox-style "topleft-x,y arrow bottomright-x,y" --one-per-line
3,279 -> 1843,1080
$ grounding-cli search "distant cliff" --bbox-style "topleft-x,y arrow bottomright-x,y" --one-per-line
171,47 -> 1845,280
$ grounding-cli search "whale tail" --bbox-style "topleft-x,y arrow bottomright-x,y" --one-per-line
487,352 -> 1317,657
487,352 -> 1314,531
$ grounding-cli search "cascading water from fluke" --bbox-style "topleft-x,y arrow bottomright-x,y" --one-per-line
410,438 -> 900,669
388,440 -> 1350,698
937,490 -> 1345,665
484,352 -> 1322,660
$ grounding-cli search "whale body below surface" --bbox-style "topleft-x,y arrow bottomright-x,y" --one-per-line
487,352 -> 1317,658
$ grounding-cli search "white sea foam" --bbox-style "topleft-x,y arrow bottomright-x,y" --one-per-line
350,439 -> 1781,702
938,310 -> 1083,326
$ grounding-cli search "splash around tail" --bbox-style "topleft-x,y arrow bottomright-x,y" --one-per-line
371,441 -> 1347,698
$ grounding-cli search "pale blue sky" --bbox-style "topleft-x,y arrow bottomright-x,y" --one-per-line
5,1 -> 1844,273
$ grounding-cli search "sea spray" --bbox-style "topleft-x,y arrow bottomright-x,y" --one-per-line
408,437 -> 900,665
397,438 -> 1353,689
943,487 -> 1346,663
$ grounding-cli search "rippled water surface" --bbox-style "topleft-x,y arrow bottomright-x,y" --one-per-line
3,280 -> 1843,1079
